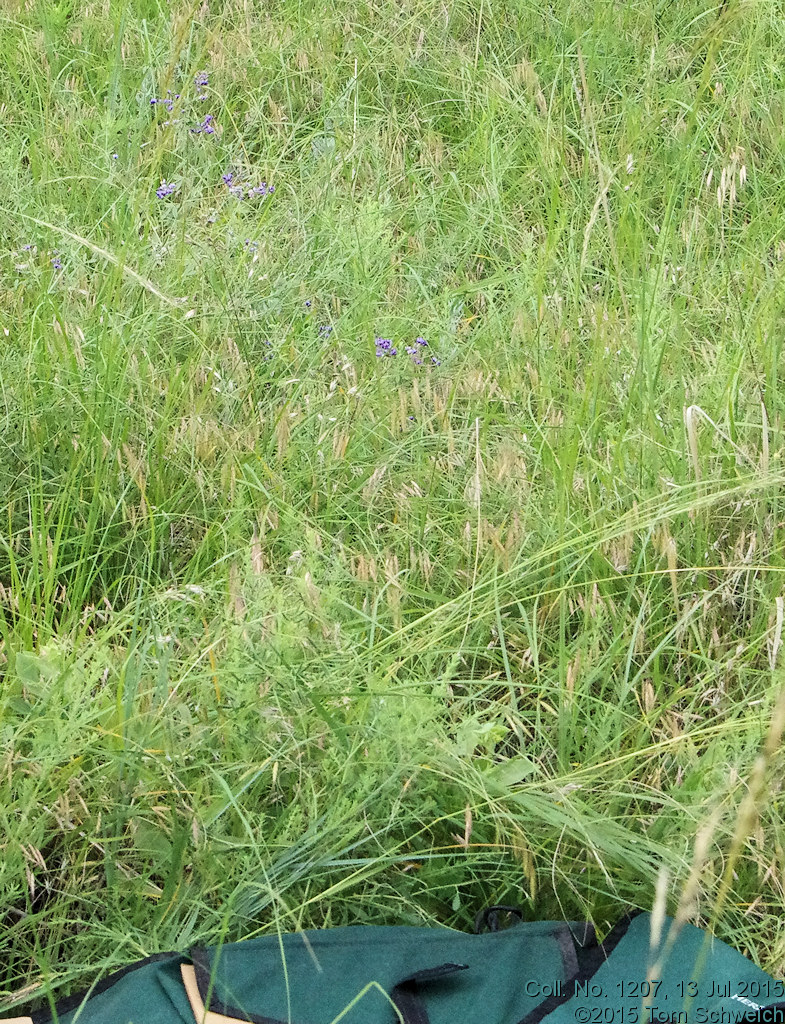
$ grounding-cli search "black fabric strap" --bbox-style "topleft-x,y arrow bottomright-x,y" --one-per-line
390,982 -> 429,1024
555,925 -> 579,984
570,921 -> 598,949
517,908 -> 644,1024
390,964 -> 469,1024
572,908 -> 642,980
474,904 -> 525,934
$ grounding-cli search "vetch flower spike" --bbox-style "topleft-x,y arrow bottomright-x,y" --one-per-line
192,114 -> 216,135
375,336 -> 397,357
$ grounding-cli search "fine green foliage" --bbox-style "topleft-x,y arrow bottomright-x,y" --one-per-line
1,0 -> 785,1010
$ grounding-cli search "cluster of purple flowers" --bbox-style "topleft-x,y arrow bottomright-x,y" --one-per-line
146,69 -> 281,211
375,337 -> 397,357
150,73 -> 211,132
150,89 -> 180,112
221,171 -> 275,200
51,254 -> 62,270
194,70 -> 209,100
376,335 -> 440,365
152,71 -> 208,110
406,336 -> 436,365
191,113 -> 215,135
156,179 -> 178,199
318,325 -> 332,338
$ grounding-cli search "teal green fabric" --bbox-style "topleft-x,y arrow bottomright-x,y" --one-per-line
541,912 -> 784,1024
10,910 -> 783,1024
195,921 -> 586,1024
45,956 -> 191,1024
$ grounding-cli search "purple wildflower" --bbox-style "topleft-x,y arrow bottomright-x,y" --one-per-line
194,72 -> 210,100
156,179 -> 178,199
51,256 -> 62,270
431,355 -> 441,365
416,336 -> 428,347
152,93 -> 177,112
192,113 -> 216,134
112,153 -> 119,160
21,244 -> 34,251
318,325 -> 332,337
304,300 -> 312,309
375,337 -> 397,357
220,171 -> 275,201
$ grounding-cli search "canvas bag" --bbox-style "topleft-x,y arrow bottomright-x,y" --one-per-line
2,906 -> 783,1024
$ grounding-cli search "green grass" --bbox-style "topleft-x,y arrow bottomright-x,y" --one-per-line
2,0 -> 785,1010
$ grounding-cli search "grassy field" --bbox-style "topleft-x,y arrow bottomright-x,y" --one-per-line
2,0 -> 785,1010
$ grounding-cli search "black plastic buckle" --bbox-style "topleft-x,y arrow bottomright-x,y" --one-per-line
474,905 -> 524,934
